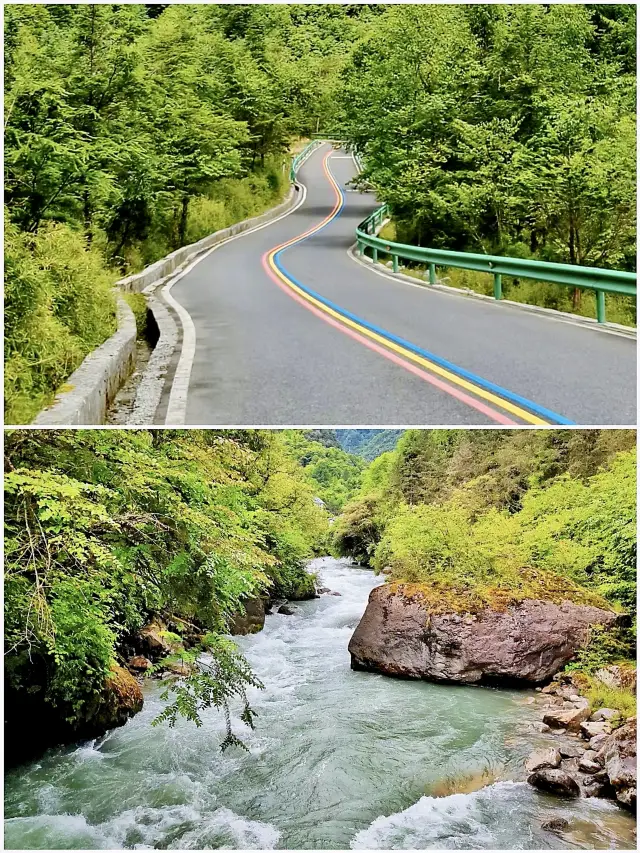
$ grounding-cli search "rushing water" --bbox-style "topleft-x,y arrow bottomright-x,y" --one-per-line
4,558 -> 636,850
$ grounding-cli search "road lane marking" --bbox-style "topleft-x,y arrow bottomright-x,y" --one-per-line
262,150 -> 573,426
161,182 -> 308,424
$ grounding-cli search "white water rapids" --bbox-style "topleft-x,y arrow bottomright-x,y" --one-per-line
4,558 -> 636,849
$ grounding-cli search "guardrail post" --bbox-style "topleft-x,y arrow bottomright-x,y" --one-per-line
493,273 -> 503,300
356,204 -> 636,316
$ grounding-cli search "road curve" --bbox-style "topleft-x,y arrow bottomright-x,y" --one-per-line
161,142 -> 636,425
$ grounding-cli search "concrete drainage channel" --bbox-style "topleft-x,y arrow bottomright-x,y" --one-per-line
32,184 -> 303,426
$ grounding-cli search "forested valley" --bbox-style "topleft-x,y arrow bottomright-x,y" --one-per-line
4,428 -> 637,847
5,427 -> 636,760
335,428 -> 637,713
5,4 -> 637,421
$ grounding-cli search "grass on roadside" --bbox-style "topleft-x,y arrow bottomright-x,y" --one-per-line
4,214 -> 118,425
122,292 -> 149,341
5,150 -> 298,423
372,220 -> 636,327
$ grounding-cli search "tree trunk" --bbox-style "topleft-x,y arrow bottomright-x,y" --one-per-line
83,188 -> 93,245
178,194 -> 189,247
569,221 -> 581,309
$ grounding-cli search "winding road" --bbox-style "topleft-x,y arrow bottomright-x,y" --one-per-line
156,142 -> 636,426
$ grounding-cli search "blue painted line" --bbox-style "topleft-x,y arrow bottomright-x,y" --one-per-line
281,158 -> 575,426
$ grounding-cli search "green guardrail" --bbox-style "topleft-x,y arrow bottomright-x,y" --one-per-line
289,139 -> 325,182
356,205 -> 636,324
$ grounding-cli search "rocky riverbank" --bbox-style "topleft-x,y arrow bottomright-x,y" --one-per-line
525,673 -> 636,810
5,559 -> 636,850
348,581 -> 636,819
6,576 -> 331,767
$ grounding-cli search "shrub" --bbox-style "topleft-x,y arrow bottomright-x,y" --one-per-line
4,213 -> 117,423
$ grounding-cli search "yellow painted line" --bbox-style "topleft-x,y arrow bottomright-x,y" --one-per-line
269,149 -> 550,426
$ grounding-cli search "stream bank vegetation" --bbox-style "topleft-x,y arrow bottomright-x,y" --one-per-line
4,429 -> 338,763
333,429 -> 637,717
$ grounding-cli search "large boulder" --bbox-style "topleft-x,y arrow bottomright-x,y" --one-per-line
543,707 -> 591,732
596,718 -> 637,809
230,598 -> 266,635
348,585 -> 618,684
528,768 -> 581,798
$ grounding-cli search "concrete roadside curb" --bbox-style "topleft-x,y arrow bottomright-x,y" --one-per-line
348,245 -> 637,342
118,184 -> 299,295
31,183 -> 302,425
135,183 -> 303,424
33,295 -> 136,425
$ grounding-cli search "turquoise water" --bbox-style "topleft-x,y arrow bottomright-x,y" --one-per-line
4,558 -> 636,849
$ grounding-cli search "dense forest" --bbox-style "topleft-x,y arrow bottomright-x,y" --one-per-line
283,431 -> 366,513
4,429 -> 338,760
342,6 -> 636,279
4,4 -> 366,422
335,429 -> 405,460
299,429 -> 405,461
333,428 -> 637,712
5,5 -> 636,421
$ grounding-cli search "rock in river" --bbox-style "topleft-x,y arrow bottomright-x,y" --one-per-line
581,721 -> 612,740
528,768 -> 581,798
596,717 -> 637,809
559,744 -> 585,759
348,584 -> 618,684
230,598 -> 266,635
525,748 -> 561,773
543,706 -> 591,732
541,817 -> 570,834
93,665 -> 144,731
128,654 -> 152,671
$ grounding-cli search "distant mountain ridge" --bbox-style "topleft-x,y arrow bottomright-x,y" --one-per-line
302,429 -> 404,460
335,429 -> 405,460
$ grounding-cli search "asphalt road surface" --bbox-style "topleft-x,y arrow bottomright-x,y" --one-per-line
163,143 -> 636,426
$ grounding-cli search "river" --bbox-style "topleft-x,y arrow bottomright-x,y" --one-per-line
4,558 -> 636,850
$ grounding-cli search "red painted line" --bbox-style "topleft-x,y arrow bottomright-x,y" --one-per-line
262,146 -> 519,426
260,251 -> 518,425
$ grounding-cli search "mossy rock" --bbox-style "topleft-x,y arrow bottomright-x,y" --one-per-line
387,567 -> 610,617
91,664 -> 144,730
289,573 -> 317,600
